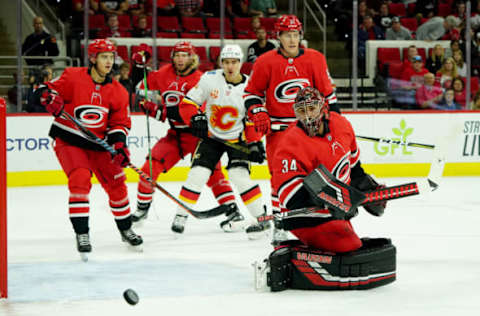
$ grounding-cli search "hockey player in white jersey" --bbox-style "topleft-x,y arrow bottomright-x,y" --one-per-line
171,44 -> 270,238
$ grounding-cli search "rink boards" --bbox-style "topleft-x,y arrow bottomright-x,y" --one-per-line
6,111 -> 480,186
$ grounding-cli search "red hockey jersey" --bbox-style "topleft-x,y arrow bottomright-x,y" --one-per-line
47,67 -> 130,151
244,48 -> 337,130
271,112 -> 360,209
137,64 -> 203,129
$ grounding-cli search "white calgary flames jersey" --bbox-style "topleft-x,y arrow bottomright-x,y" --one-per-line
185,69 -> 248,141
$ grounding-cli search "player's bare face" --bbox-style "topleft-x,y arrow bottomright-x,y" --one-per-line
222,58 -> 241,82
279,31 -> 300,57
95,52 -> 114,76
173,52 -> 191,72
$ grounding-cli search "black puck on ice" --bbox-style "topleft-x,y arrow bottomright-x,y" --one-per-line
123,289 -> 139,305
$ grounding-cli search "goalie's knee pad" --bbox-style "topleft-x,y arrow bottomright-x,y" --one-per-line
266,238 -> 396,291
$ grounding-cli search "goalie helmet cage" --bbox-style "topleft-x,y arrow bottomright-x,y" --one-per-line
0,98 -> 6,298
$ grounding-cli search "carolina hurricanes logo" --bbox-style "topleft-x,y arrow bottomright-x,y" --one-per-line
162,90 -> 185,106
331,152 -> 351,183
274,79 -> 310,103
74,105 -> 108,128
210,105 -> 238,131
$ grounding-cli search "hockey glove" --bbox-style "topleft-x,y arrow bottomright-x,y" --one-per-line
112,142 -> 131,168
350,174 -> 386,216
140,99 -> 166,122
190,113 -> 208,139
248,106 -> 271,135
248,141 -> 266,163
132,47 -> 151,65
40,90 -> 64,117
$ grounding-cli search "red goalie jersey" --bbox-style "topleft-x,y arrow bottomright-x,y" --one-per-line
47,67 -> 130,151
244,48 -> 337,129
271,112 -> 360,210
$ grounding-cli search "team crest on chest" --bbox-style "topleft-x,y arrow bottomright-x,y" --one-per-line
210,105 -> 238,130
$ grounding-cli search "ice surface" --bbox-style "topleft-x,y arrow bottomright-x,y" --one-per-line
1,178 -> 480,316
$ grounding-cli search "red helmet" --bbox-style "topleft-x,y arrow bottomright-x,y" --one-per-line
88,39 -> 116,59
171,41 -> 196,58
275,15 -> 303,36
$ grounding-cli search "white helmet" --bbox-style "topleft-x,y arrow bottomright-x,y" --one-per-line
220,44 -> 244,62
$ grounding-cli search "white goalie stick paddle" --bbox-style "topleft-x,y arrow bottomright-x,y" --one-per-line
61,111 -> 233,219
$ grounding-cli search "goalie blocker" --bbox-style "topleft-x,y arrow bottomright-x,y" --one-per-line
261,238 -> 396,292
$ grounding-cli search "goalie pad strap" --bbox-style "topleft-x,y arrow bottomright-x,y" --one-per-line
267,238 -> 396,291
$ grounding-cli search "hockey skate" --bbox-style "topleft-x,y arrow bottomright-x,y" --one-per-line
120,228 -> 143,251
246,220 -> 271,240
171,214 -> 188,234
131,202 -> 151,225
76,233 -> 92,262
220,204 -> 245,232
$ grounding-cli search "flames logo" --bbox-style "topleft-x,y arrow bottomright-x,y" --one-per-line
162,90 -> 185,106
210,105 -> 238,131
274,78 -> 310,103
74,105 -> 108,128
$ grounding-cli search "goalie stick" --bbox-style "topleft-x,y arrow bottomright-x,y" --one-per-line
271,125 -> 436,150
258,144 -> 447,222
61,111 -> 233,219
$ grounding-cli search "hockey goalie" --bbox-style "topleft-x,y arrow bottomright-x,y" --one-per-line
254,87 -> 396,291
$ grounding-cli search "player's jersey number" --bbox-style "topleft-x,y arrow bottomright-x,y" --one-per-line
281,159 -> 297,173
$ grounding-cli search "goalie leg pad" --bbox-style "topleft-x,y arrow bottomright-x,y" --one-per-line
266,238 -> 396,291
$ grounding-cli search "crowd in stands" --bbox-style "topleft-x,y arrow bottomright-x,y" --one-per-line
331,0 -> 480,110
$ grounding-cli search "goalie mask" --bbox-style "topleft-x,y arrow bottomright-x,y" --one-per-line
293,87 -> 328,137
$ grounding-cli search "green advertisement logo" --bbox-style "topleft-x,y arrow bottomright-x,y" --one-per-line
374,119 -> 413,156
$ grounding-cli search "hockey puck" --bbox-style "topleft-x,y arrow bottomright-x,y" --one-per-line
123,289 -> 139,305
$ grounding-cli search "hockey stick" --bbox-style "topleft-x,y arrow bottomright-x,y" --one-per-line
61,111 -> 232,219
356,135 -> 435,149
141,55 -> 154,182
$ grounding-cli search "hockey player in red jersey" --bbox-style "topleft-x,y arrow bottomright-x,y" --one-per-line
131,41 -> 238,225
261,87 -> 395,291
36,39 -> 143,260
243,15 -> 339,241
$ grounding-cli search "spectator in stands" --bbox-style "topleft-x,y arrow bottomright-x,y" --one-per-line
228,0 -> 249,17
358,15 -> 385,62
385,16 -> 412,40
415,72 -> 444,109
437,88 -> 460,110
374,2 -> 395,34
452,49 -> 467,77
131,14 -> 152,37
471,89 -> 480,110
251,16 -> 261,32
416,15 -> 460,41
7,72 -> 28,110
22,16 -> 59,66
175,0 -> 203,17
249,0 -> 277,17
436,57 -> 458,89
97,14 -> 130,38
426,44 -> 445,75
128,0 -> 145,16
100,0 -> 129,15
247,26 -> 275,63
26,64 -> 53,113
72,0 -> 99,26
118,62 -> 133,94
403,45 -> 419,70
415,0 -> 438,19
453,1 -> 467,22
445,39 -> 461,59
452,77 -> 467,108
358,0 -> 374,25
154,0 -> 176,16
398,55 -> 429,107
